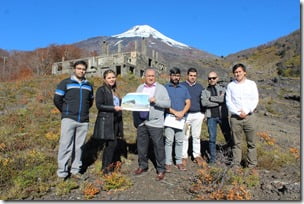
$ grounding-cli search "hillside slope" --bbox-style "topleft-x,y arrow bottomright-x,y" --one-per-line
0,74 -> 300,200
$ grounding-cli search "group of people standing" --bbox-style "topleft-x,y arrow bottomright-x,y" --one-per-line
54,60 -> 259,182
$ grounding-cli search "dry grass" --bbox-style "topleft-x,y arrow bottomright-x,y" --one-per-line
0,74 -> 300,200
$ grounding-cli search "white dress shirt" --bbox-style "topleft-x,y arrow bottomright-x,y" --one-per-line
225,78 -> 259,116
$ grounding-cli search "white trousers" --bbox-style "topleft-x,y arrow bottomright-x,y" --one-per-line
182,112 -> 204,159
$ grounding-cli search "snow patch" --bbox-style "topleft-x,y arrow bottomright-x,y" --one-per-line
112,25 -> 189,49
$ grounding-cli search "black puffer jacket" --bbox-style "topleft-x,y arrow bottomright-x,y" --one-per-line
93,84 -> 123,140
53,76 -> 94,122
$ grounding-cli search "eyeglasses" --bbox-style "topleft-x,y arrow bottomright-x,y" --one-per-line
208,77 -> 217,80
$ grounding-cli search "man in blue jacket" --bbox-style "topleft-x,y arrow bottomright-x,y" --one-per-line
54,60 -> 94,181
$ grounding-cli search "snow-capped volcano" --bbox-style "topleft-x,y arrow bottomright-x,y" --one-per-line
112,25 -> 189,49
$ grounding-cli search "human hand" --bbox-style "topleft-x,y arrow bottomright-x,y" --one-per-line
149,97 -> 156,104
175,111 -> 184,120
115,106 -> 122,111
238,110 -> 247,118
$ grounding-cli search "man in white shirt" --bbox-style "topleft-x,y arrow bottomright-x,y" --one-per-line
225,63 -> 259,168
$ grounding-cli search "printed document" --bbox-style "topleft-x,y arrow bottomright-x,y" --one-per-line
164,114 -> 185,130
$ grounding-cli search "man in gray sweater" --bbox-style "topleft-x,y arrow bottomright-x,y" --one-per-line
201,71 -> 233,165
133,68 -> 171,181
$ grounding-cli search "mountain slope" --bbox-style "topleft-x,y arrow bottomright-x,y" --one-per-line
224,29 -> 300,79
73,25 -> 220,76
112,25 -> 190,49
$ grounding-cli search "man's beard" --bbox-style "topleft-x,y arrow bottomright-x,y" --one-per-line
170,79 -> 179,85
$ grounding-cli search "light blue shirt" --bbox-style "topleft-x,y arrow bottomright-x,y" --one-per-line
113,95 -> 120,106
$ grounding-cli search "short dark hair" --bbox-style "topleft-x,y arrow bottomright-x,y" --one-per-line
232,63 -> 246,73
170,67 -> 181,75
73,60 -> 88,69
187,67 -> 197,75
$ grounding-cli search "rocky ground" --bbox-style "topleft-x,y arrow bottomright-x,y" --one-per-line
36,113 -> 301,201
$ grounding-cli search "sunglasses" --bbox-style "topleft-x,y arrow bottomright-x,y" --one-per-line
208,77 -> 217,80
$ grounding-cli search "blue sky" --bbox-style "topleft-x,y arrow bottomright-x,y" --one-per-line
0,0 -> 300,56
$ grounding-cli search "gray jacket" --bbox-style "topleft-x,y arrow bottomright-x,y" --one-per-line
133,82 -> 171,128
201,84 -> 228,118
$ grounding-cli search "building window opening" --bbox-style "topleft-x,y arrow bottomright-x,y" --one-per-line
148,58 -> 152,67
57,64 -> 62,71
140,70 -> 144,77
116,66 -> 121,75
129,66 -> 134,74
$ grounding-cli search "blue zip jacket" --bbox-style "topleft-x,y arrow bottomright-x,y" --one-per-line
53,75 -> 94,122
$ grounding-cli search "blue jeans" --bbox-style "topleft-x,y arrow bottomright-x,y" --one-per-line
207,117 -> 232,163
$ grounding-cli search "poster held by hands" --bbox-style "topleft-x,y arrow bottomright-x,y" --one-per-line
121,93 -> 150,111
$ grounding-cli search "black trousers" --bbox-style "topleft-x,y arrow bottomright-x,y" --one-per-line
102,139 -> 118,170
137,125 -> 166,173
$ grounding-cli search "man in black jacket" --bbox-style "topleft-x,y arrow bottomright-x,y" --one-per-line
54,60 -> 94,181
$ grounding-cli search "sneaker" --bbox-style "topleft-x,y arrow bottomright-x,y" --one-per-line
71,173 -> 88,181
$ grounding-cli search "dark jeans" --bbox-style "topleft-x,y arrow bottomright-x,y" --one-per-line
207,117 -> 232,162
137,125 -> 166,173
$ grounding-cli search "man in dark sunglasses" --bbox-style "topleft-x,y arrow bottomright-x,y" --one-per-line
201,71 -> 233,166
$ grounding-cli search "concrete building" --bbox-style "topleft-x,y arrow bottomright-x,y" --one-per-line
51,38 -> 167,77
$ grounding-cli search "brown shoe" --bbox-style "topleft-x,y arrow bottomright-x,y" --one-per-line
176,163 -> 187,171
182,158 -> 187,166
165,165 -> 172,173
134,168 -> 148,175
156,172 -> 165,180
194,157 -> 204,166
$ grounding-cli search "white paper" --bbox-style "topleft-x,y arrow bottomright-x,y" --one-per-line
121,92 -> 150,111
164,114 -> 185,130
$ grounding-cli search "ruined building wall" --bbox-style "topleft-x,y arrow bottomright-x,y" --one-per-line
51,38 -> 167,78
